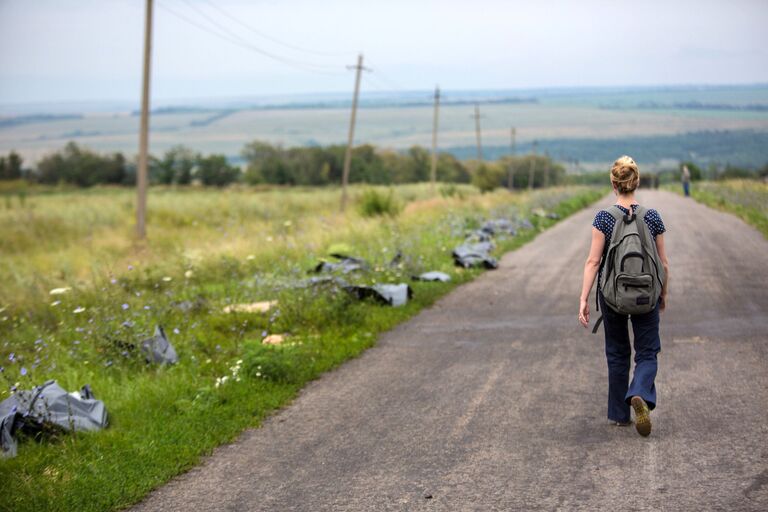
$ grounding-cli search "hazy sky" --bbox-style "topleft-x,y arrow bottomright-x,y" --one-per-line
1,0 -> 767,105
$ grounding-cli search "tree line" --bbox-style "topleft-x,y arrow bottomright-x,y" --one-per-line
0,141 -> 566,190
3,141 -> 764,190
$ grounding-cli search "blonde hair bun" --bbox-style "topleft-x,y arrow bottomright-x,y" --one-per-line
611,155 -> 639,194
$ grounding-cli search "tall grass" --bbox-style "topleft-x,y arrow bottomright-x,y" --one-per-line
0,184 -> 442,309
670,180 -> 768,238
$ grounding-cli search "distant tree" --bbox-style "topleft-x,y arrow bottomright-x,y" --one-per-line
0,151 -> 23,180
471,163 -> 505,193
498,155 -> 565,189
35,142 -> 126,186
156,145 -> 196,185
242,141 -> 287,185
196,154 -> 240,186
436,153 -> 471,183
404,146 -> 430,183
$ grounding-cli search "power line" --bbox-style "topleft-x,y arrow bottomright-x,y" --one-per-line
156,0 -> 345,76
365,59 -> 411,92
176,0 -> 342,72
362,74 -> 398,93
201,0 -> 353,58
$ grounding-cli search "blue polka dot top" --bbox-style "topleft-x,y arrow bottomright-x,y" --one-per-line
593,204 -> 666,291
592,204 -> 666,240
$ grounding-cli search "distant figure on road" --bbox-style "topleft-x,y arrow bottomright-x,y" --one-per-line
578,156 -> 670,437
681,165 -> 691,197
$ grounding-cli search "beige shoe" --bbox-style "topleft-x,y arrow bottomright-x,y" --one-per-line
631,396 -> 652,437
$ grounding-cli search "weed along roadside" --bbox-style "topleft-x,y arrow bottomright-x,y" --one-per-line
0,185 -> 603,512
665,179 -> 768,239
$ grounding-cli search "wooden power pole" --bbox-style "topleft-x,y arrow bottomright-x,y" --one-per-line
340,54 -> 367,211
136,0 -> 153,239
472,103 -> 483,162
528,140 -> 538,190
430,86 -> 440,193
508,127 -> 516,190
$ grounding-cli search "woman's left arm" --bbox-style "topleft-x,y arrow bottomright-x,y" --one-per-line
579,227 -> 605,328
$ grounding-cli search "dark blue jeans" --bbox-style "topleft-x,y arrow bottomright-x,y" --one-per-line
599,294 -> 661,423
683,182 -> 690,196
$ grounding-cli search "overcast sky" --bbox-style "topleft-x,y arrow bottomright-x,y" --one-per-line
1,0 -> 767,105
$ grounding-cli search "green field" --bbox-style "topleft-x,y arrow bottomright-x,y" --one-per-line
0,184 -> 603,511
2,85 -> 767,167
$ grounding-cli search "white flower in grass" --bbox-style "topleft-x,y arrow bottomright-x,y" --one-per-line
215,375 -> 229,388
73,307 -> 86,314
162,276 -> 172,282
184,270 -> 194,279
49,287 -> 71,295
246,255 -> 255,261
50,301 -> 61,307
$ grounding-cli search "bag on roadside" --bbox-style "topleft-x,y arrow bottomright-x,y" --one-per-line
593,205 -> 665,332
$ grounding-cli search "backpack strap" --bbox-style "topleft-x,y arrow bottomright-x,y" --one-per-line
633,205 -> 652,255
592,315 -> 603,334
593,206 -> 625,333
597,207 -> 625,308
606,206 -> 624,234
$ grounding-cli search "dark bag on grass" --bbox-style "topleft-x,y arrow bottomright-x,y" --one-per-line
593,205 -> 665,332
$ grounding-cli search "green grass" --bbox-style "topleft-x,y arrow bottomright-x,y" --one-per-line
0,184 -> 603,511
667,180 -> 768,238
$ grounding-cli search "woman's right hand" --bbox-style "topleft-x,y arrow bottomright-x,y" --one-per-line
579,299 -> 590,328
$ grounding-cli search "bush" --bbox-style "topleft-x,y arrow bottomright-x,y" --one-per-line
195,154 -> 241,187
471,163 -> 504,193
35,142 -> 126,187
358,188 -> 402,217
496,155 -> 565,189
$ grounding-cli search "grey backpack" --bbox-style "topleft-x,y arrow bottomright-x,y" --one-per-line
593,205 -> 665,332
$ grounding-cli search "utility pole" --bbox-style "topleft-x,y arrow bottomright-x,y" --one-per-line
340,54 -> 368,211
507,127 -> 516,190
528,140 -> 538,190
136,0 -> 153,239
430,86 -> 440,193
471,103 -> 483,161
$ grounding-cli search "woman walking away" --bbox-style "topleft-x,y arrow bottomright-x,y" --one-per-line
578,156 -> 670,437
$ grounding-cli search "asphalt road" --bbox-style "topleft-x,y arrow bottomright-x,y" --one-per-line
134,190 -> 768,512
